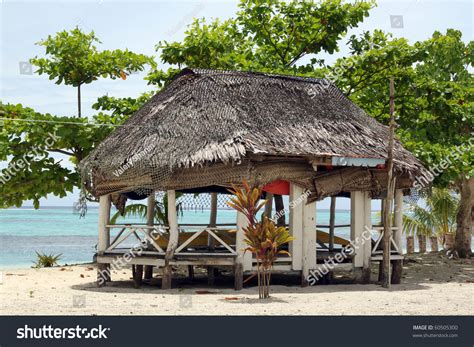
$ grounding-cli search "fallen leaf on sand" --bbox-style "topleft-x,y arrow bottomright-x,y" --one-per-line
80,274 -> 85,278
224,297 -> 239,301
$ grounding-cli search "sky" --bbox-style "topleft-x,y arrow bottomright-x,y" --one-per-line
0,0 -> 472,209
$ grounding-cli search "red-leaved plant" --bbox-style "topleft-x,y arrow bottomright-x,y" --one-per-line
228,181 -> 294,299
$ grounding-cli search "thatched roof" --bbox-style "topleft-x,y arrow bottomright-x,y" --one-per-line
80,68 -> 427,198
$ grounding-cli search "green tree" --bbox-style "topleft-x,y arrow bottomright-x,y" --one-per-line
30,28 -> 155,118
146,0 -> 374,85
328,29 -> 473,257
0,28 -> 154,208
1,1 -> 373,209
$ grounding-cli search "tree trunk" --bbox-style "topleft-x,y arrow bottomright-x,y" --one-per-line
406,236 -> 414,254
274,194 -> 285,227
391,260 -> 403,284
418,234 -> 426,253
444,233 -> 455,250
454,177 -> 473,258
430,236 -> 439,253
77,84 -> 81,117
329,196 -> 336,252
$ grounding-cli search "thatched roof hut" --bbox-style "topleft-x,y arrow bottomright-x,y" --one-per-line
85,68 -> 424,289
80,68 -> 426,204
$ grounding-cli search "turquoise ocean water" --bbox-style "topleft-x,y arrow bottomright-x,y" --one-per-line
0,207 -> 363,269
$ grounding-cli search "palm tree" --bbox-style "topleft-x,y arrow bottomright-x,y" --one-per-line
403,188 -> 459,252
110,192 -> 184,225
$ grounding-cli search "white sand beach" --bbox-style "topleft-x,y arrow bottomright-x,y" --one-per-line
1,253 -> 472,315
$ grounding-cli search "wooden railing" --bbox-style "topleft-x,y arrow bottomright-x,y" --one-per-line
371,226 -> 402,255
105,223 -> 237,256
174,226 -> 237,256
106,224 -> 169,254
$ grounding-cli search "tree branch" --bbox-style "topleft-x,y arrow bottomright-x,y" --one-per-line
50,149 -> 75,156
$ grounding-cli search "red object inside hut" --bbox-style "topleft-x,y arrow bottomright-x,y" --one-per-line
262,180 -> 290,195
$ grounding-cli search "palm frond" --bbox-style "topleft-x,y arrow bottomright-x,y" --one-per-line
110,203 -> 147,224
403,187 -> 459,236
110,192 -> 185,225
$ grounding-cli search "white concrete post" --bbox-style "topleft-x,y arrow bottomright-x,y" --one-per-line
394,189 -> 404,253
98,194 -> 111,256
162,190 -> 179,289
97,194 -> 111,285
350,191 -> 365,268
289,183 -> 304,271
351,191 -> 372,283
234,210 -> 249,290
236,211 -> 251,271
363,191 -> 372,270
302,197 -> 316,286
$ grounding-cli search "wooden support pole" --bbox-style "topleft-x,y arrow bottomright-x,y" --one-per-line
132,265 -> 143,288
162,190 -> 178,289
382,78 -> 396,288
144,194 -> 155,281
274,194 -> 285,227
187,265 -> 194,281
302,197 -> 316,286
381,199 -> 385,225
97,194 -> 111,286
235,210 -> 249,290
209,192 -> 218,227
393,189 -> 404,253
289,183 -> 304,271
329,196 -> 336,252
264,193 -> 274,218
162,265 -> 172,290
362,191 -> 372,283
207,192 -> 218,285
